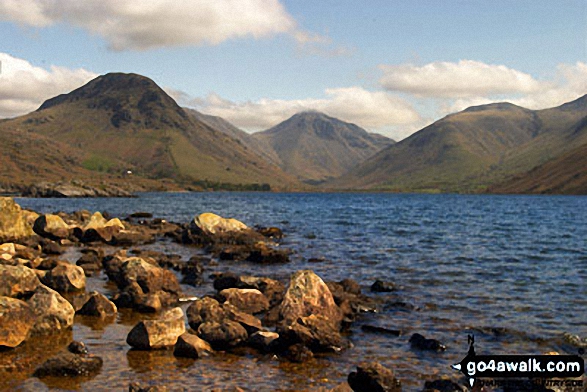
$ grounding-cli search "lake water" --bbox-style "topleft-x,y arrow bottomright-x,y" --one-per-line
8,192 -> 587,391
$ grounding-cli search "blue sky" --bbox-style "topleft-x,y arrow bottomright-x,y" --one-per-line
1,0 -> 586,140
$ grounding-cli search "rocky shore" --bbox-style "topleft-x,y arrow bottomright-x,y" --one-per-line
0,196 -> 584,391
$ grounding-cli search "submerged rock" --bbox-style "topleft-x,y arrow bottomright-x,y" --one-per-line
347,362 -> 401,392
409,333 -> 446,351
173,332 -> 213,359
126,307 -> 186,350
0,296 -> 35,348
370,280 -> 396,293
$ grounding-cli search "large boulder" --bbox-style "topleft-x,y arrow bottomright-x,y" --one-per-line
347,362 -> 402,392
197,320 -> 248,350
191,212 -> 247,235
0,198 -> 34,241
0,296 -> 35,348
27,284 -> 75,336
127,307 -> 186,349
0,264 -> 40,298
173,332 -> 213,359
219,288 -> 269,315
33,214 -> 72,241
42,263 -> 86,293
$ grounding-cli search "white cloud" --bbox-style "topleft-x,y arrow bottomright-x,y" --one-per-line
0,52 -> 97,118
174,87 -> 421,137
0,0 -> 312,51
379,60 -> 548,97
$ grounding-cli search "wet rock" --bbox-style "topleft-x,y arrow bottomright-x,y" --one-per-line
361,325 -> 401,336
370,280 -> 396,293
347,362 -> 401,392
191,212 -> 248,235
42,263 -> 86,293
0,264 -> 40,298
109,228 -> 155,246
279,270 -> 342,327
409,333 -> 446,351
0,296 -> 35,348
173,332 -> 213,359
77,291 -> 117,318
27,284 -> 75,336
76,252 -> 102,276
68,341 -> 89,354
280,314 -> 345,352
33,349 -> 103,377
423,379 -> 467,392
40,239 -> 64,255
562,332 -> 587,348
257,226 -> 283,239
0,197 -> 34,241
127,307 -> 186,350
219,288 -> 269,315
224,305 -> 263,335
284,343 -> 313,363
246,242 -> 290,263
186,297 -> 227,330
119,257 -> 181,297
197,320 -> 248,350
248,331 -> 280,352
33,214 -> 72,241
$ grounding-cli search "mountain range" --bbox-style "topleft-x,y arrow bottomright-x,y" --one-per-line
0,71 -> 586,195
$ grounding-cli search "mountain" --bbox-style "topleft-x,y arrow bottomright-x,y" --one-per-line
330,96 -> 587,192
252,111 -> 395,183
0,73 -> 298,190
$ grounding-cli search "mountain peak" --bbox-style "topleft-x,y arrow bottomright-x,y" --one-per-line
463,102 -> 526,113
37,72 -> 188,129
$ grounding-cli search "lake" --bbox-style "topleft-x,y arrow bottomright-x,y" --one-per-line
8,192 -> 587,391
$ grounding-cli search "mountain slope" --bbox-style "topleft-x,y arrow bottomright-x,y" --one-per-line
330,96 -> 587,192
252,111 -> 395,182
0,73 -> 298,190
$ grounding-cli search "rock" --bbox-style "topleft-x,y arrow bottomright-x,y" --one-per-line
280,314 -> 345,352
257,227 -> 283,239
246,242 -> 290,263
76,252 -> 102,276
197,320 -> 248,350
0,296 -> 35,348
129,383 -> 169,392
68,341 -> 89,354
129,212 -> 153,218
27,284 -> 75,336
191,212 -> 248,235
113,282 -> 163,313
77,291 -> 117,318
180,258 -> 203,286
361,325 -> 402,336
0,197 -> 34,241
126,307 -> 186,349
81,212 -> 126,242
219,288 -> 269,315
347,362 -> 401,392
0,264 -> 40,298
423,379 -> 467,392
186,297 -> 227,330
42,263 -> 86,293
284,343 -> 313,363
370,280 -> 396,293
409,333 -> 446,351
120,257 -> 181,297
40,239 -> 64,255
279,270 -> 342,327
224,305 -> 263,335
248,331 -> 280,352
173,332 -> 213,359
329,382 -> 353,392
33,214 -> 72,240
33,351 -> 103,377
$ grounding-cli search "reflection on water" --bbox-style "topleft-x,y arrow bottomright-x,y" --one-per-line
3,192 -> 586,390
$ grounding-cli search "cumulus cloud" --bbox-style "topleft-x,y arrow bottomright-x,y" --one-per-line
0,52 -> 97,118
0,0 -> 323,51
172,87 -> 420,136
379,60 -> 548,97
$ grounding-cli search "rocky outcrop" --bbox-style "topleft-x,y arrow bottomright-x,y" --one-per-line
347,362 -> 402,392
0,198 -> 34,241
173,332 -> 213,359
0,264 -> 41,298
0,296 -> 35,348
27,284 -> 75,336
126,307 -> 186,349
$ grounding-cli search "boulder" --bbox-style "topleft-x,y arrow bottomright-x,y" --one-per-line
173,332 -> 213,359
42,263 -> 86,293
0,296 -> 35,348
214,274 -> 284,306
197,320 -> 248,350
27,284 -> 75,336
347,362 -> 401,392
77,291 -> 117,318
33,214 -> 72,240
224,305 -> 263,335
186,297 -> 226,330
279,314 -> 345,352
119,257 -> 181,296
219,288 -> 269,315
0,198 -> 34,241
248,331 -> 280,352
371,280 -> 395,293
409,333 -> 446,351
191,212 -> 248,235
126,307 -> 186,349
279,270 -> 342,327
33,351 -> 103,377
112,281 -> 163,313
0,264 -> 40,298
81,212 -> 126,242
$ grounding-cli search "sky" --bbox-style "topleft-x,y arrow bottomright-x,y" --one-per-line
0,0 -> 586,140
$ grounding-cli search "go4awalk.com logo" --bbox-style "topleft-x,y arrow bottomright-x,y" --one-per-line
452,335 -> 584,388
